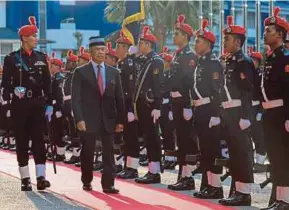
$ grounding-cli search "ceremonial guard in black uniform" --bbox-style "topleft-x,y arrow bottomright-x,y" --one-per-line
168,14 -> 198,191
247,47 -> 266,166
115,31 -> 139,179
78,46 -> 91,66
192,19 -> 223,199
260,7 -> 289,209
105,42 -> 118,67
62,50 -> 78,164
1,17 -> 52,191
48,53 -> 66,162
134,26 -> 164,184
219,16 -> 254,206
158,47 -> 176,170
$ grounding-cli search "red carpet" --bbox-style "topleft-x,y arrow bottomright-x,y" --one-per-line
0,150 -> 233,210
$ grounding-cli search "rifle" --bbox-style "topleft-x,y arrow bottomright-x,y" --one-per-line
46,117 -> 57,174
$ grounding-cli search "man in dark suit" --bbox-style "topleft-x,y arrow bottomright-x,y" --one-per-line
71,36 -> 125,193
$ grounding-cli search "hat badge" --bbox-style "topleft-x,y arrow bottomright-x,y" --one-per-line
199,30 -> 204,36
227,27 -> 232,33
270,17 -> 276,23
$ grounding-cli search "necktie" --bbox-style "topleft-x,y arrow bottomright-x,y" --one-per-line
97,64 -> 104,95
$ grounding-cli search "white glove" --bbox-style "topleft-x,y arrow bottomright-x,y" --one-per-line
45,106 -> 53,122
129,46 -> 138,55
209,117 -> 221,128
6,110 -> 11,118
222,148 -> 229,159
14,87 -> 26,99
239,118 -> 251,130
55,111 -> 62,118
183,108 -> 193,121
171,91 -> 182,98
285,120 -> 289,132
168,111 -> 173,121
151,109 -> 161,123
127,112 -> 136,122
256,113 -> 262,121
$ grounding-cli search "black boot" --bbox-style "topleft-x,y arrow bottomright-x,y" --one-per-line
218,191 -> 251,206
75,162 -> 81,167
135,172 -> 160,184
64,156 -> 80,164
21,178 -> 32,191
163,160 -> 177,170
117,168 -> 138,179
115,164 -> 123,174
168,177 -> 195,191
93,161 -> 103,171
260,200 -> 289,210
193,185 -> 224,199
37,176 -> 51,191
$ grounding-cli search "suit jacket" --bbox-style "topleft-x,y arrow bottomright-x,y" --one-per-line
71,61 -> 125,134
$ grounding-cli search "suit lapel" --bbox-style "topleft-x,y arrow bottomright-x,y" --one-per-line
85,61 -> 98,91
104,64 -> 113,94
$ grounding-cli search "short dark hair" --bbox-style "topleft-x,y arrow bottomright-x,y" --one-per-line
274,25 -> 287,42
232,34 -> 246,48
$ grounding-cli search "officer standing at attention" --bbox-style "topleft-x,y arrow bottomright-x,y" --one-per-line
1,16 -> 52,191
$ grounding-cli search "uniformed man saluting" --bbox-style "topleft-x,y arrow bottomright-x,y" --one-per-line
260,7 -> 289,209
1,16 -> 52,191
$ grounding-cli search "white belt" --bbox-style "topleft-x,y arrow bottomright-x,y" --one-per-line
63,95 -> 71,101
52,100 -> 56,105
192,97 -> 211,107
262,99 -> 283,109
222,99 -> 242,109
162,98 -> 169,104
2,101 -> 8,105
252,100 -> 260,106
170,91 -> 182,98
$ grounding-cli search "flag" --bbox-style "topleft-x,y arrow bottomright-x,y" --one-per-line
122,0 -> 145,45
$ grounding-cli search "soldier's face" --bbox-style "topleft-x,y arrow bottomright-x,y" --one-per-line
223,34 -> 237,53
116,43 -> 128,58
65,61 -> 77,71
285,42 -> 289,49
90,45 -> 106,63
77,58 -> 89,67
105,55 -> 117,66
22,33 -> 38,49
194,37 -> 210,55
50,63 -> 60,75
138,40 -> 149,54
264,25 -> 281,46
164,61 -> 171,70
173,30 -> 186,46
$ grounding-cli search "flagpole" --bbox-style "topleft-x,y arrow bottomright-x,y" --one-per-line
199,0 -> 203,28
209,0 -> 213,30
220,0 -> 224,55
231,0 -> 235,17
243,0 -> 248,53
256,0 -> 261,51
269,0 -> 274,16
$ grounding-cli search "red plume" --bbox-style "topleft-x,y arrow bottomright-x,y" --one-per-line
29,16 -> 36,26
178,14 -> 185,24
79,46 -> 84,54
248,46 -> 253,54
163,46 -> 168,53
67,49 -> 72,57
227,16 -> 234,26
51,51 -> 56,59
143,26 -> 149,35
202,19 -> 209,30
273,7 -> 281,17
106,42 -> 112,50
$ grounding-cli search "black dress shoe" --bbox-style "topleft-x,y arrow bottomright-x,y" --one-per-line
135,172 -> 160,184
218,191 -> 251,206
103,186 -> 119,194
193,185 -> 224,199
75,162 -> 81,167
163,160 -> 177,170
115,164 -> 123,174
21,178 -> 32,191
93,161 -> 103,171
168,177 -> 195,191
261,201 -> 289,210
37,176 -> 51,191
117,168 -> 138,179
64,156 -> 80,164
83,183 -> 92,191
9,145 -> 16,151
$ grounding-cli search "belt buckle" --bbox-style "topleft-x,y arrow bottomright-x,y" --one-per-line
27,90 -> 33,98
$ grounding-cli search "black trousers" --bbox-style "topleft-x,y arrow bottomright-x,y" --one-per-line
123,119 -> 139,158
51,113 -> 65,147
251,105 -> 266,155
11,99 -> 46,167
222,107 -> 254,183
80,131 -> 115,189
263,107 -> 289,186
136,100 -> 162,162
160,103 -> 175,151
194,104 -> 222,174
171,98 -> 197,166
64,101 -> 80,147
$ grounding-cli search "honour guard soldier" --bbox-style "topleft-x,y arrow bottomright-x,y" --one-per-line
48,53 -> 66,161
168,14 -> 198,191
78,46 -> 91,66
219,16 -> 254,206
247,47 -> 266,166
260,7 -> 289,209
192,19 -> 223,199
134,26 -> 164,184
105,42 -> 118,67
115,31 -> 139,179
1,16 -> 52,191
284,33 -> 289,50
158,46 -> 176,170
